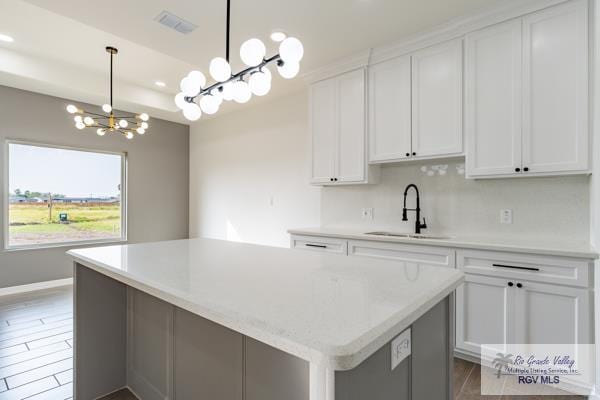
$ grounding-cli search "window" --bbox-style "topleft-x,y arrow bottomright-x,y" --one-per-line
6,141 -> 126,249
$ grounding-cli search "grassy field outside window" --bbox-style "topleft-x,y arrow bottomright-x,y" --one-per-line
6,141 -> 125,248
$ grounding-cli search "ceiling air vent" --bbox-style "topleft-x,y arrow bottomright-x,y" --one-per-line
154,11 -> 198,34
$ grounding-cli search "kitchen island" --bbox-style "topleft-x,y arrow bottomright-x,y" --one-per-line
68,238 -> 463,400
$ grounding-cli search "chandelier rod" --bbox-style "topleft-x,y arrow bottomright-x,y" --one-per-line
226,0 -> 231,63
110,49 -> 113,108
186,53 -> 281,101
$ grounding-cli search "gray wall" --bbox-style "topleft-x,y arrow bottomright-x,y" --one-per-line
0,85 -> 189,288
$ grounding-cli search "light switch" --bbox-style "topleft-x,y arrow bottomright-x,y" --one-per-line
361,208 -> 374,220
391,328 -> 411,370
500,209 -> 513,224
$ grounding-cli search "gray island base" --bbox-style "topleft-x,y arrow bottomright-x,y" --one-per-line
69,238 -> 462,400
75,265 -> 452,400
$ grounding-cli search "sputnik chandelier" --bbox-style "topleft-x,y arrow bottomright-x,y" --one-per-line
66,46 -> 150,139
175,0 -> 304,121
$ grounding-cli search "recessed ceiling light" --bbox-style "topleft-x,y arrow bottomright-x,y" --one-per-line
0,33 -> 14,43
155,81 -> 166,87
270,31 -> 286,42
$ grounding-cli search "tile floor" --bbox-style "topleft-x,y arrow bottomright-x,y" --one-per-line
0,286 -> 73,400
0,287 -> 591,399
454,358 -> 587,399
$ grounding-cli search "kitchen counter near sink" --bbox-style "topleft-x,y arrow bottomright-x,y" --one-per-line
288,227 -> 598,259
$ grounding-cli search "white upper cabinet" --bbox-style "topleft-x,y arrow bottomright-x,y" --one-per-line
310,79 -> 337,184
522,0 -> 589,174
466,19 -> 522,177
367,39 -> 463,163
337,69 -> 367,182
466,0 -> 589,178
412,40 -> 463,158
310,68 -> 377,185
368,55 -> 412,162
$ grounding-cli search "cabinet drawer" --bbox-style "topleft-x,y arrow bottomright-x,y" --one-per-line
290,235 -> 347,255
348,240 -> 455,267
457,250 -> 591,288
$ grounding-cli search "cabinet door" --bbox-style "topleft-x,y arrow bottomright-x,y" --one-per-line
336,69 -> 366,183
514,281 -> 591,345
368,56 -> 412,162
310,79 -> 337,184
522,0 -> 589,173
174,308 -> 243,400
412,39 -> 463,158
455,275 -> 514,356
465,19 -> 522,177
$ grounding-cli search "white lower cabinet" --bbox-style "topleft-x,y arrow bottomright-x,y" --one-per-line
290,234 -> 594,359
513,281 -> 591,345
456,274 -> 514,356
455,250 -> 593,359
348,240 -> 455,267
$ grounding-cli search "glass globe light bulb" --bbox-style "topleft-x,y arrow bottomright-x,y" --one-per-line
279,37 -> 304,63
277,61 -> 300,79
261,66 -> 272,81
126,132 -> 134,140
97,128 -> 106,136
136,127 -> 146,134
199,95 -> 219,115
174,92 -> 188,110
209,57 -> 231,82
74,115 -> 83,123
75,122 -> 85,130
232,80 -> 252,104
240,38 -> 266,67
84,116 -> 94,126
182,103 -> 202,121
141,122 -> 149,129
180,76 -> 199,97
249,71 -> 271,96
221,82 -> 235,101
66,104 -> 78,114
139,113 -> 149,122
187,70 -> 206,88
210,89 -> 223,106
119,119 -> 128,128
102,104 -> 112,113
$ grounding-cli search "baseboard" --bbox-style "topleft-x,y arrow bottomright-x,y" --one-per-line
454,349 -> 480,364
0,278 -> 73,297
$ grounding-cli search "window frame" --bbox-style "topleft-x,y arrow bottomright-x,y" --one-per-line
3,139 -> 128,251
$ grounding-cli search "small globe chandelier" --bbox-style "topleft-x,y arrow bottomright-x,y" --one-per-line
175,0 -> 304,121
66,46 -> 150,139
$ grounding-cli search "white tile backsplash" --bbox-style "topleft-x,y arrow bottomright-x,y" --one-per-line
321,162 -> 590,242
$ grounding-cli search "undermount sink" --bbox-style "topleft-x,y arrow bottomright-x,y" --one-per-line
364,232 -> 451,240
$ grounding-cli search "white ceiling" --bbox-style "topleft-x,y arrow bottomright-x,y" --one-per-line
0,0 -> 505,124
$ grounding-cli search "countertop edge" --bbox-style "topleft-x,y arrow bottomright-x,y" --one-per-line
68,250 -> 464,370
330,272 -> 464,370
288,229 -> 598,260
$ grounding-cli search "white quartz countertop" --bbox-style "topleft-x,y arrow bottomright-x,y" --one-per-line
288,227 -> 598,259
68,238 -> 463,370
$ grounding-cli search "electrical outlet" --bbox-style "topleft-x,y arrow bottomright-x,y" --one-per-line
391,328 -> 411,370
361,208 -> 374,220
500,209 -> 513,224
